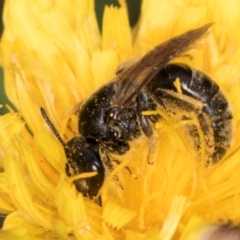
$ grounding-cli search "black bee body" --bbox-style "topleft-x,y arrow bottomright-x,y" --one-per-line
78,63 -> 232,166
148,63 -> 232,163
78,80 -> 155,152
41,23 -> 232,199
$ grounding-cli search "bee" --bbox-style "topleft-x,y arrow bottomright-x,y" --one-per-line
41,23 -> 232,199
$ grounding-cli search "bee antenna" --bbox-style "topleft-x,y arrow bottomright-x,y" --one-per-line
40,107 -> 66,147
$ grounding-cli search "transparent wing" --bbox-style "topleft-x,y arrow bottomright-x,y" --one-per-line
113,23 -> 213,109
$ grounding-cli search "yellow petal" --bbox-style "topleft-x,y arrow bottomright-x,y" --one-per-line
102,199 -> 137,230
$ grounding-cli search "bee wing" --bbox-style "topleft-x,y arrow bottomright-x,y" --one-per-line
113,23 -> 213,109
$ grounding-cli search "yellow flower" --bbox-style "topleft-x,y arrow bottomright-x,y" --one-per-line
0,0 -> 240,239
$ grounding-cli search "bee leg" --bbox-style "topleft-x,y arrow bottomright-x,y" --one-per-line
102,140 -> 130,155
136,92 -> 158,164
137,113 -> 158,165
137,92 -> 158,137
138,114 -> 153,137
99,147 -> 124,190
112,158 -> 135,178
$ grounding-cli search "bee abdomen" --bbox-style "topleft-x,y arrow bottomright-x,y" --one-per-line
149,63 -> 233,164
180,65 -> 232,163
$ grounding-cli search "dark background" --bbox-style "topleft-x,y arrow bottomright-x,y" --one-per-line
0,0 -> 141,227
0,0 -> 141,115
